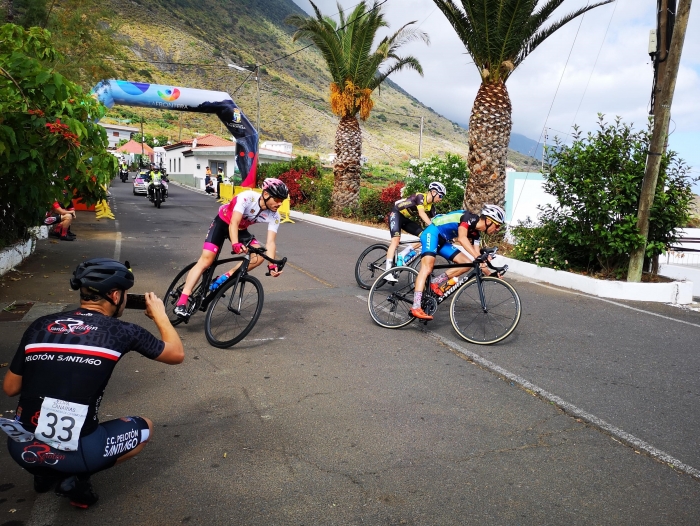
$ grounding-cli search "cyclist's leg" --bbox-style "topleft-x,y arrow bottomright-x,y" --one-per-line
441,246 -> 472,280
399,219 -> 423,259
222,230 -> 256,275
385,210 -> 402,268
414,225 -> 439,294
180,216 -> 227,299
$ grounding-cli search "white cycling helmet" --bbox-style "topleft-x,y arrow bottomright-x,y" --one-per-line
428,181 -> 447,196
481,204 -> 505,224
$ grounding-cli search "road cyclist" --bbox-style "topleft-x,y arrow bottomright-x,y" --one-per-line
384,181 -> 446,281
354,182 -> 446,289
173,178 -> 289,320
410,204 -> 506,320
1,258 -> 184,509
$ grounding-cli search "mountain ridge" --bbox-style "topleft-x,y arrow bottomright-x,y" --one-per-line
101,0 -> 538,169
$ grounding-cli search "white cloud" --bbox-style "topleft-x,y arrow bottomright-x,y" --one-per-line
291,0 -> 700,181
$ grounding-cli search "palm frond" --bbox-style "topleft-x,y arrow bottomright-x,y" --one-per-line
515,0 -> 615,68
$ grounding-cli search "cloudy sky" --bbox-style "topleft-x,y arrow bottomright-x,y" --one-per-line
291,0 -> 700,191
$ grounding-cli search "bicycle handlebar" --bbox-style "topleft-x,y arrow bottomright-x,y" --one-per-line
476,247 -> 509,277
231,240 -> 287,276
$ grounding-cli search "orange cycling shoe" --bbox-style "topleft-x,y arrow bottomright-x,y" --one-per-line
410,307 -> 433,320
429,282 -> 444,297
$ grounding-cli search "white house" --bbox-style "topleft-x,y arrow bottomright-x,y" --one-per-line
98,123 -> 139,149
164,134 -> 296,190
260,141 -> 293,155
163,134 -> 238,190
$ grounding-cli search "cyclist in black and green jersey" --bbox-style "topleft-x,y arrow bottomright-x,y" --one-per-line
411,204 -> 505,320
384,182 -> 446,280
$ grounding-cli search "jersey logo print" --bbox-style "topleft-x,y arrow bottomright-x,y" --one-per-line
25,343 -> 122,362
47,318 -> 98,335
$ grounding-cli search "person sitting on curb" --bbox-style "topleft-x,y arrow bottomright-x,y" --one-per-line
44,200 -> 76,241
204,173 -> 216,196
1,259 -> 184,509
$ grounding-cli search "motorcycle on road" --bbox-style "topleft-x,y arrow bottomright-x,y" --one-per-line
148,171 -> 169,209
119,169 -> 129,182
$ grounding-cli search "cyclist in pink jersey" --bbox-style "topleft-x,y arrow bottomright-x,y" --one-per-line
173,178 -> 289,319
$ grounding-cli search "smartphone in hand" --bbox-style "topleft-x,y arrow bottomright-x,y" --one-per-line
125,294 -> 147,310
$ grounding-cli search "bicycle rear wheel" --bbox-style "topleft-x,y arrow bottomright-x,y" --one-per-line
164,262 -> 201,326
449,277 -> 521,345
355,243 -> 389,289
367,267 -> 418,329
205,275 -> 264,348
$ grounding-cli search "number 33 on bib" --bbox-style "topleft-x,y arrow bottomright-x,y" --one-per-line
34,397 -> 89,451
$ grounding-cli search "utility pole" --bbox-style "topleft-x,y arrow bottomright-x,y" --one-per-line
628,0 -> 691,281
418,116 -> 424,159
256,65 -> 261,134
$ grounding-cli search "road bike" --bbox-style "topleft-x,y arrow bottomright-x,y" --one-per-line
367,248 -> 521,345
164,241 -> 287,348
355,241 -> 455,289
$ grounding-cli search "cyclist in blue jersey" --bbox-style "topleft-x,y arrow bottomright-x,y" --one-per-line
411,204 -> 505,320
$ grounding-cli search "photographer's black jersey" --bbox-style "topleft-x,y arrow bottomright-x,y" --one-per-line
9,308 -> 164,437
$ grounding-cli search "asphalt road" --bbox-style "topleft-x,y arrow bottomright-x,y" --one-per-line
1,180 -> 700,525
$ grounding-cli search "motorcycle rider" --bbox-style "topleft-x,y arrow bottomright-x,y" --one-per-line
147,164 -> 168,200
119,158 -> 129,182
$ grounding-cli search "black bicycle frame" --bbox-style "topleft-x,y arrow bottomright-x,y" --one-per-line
197,243 -> 287,312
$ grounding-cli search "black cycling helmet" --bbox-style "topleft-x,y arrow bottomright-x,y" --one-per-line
70,258 -> 134,296
262,178 -> 289,200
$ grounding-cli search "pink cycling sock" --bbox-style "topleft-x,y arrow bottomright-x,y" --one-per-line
413,291 -> 423,310
176,294 -> 189,306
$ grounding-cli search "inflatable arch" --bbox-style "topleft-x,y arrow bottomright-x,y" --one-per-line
91,80 -> 258,187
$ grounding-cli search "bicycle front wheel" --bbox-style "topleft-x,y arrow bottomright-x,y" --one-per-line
367,266 -> 418,329
355,243 -> 389,289
450,277 -> 521,345
205,275 -> 264,348
164,262 -> 199,326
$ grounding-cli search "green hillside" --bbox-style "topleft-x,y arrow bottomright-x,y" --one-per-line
102,0 -> 537,170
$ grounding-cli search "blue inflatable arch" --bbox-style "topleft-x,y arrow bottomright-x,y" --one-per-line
91,80 -> 259,186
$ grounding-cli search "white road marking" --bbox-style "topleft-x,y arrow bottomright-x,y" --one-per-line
113,231 -> 122,262
246,337 -> 286,342
533,282 -> 700,329
357,290 -> 700,479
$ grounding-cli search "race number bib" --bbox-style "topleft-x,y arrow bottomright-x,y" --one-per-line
34,397 -> 88,451
0,417 -> 34,443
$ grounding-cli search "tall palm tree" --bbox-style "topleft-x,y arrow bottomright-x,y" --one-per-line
432,0 -> 614,213
287,1 -> 428,215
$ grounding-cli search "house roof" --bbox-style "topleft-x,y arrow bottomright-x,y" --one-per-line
117,140 -> 155,154
164,133 -> 235,150
99,123 -> 139,132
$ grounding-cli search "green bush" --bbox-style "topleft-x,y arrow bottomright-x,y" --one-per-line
356,187 -> 386,222
403,153 -> 469,214
299,172 -> 333,216
509,220 -> 570,271
511,115 -> 697,275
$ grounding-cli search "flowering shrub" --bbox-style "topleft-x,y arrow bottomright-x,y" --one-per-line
403,153 -> 469,213
278,165 -> 318,206
380,181 -> 404,208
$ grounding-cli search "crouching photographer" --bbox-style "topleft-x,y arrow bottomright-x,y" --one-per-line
1,258 -> 184,508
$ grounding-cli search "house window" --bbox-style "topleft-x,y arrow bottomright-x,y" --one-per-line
169,159 -> 172,171
178,158 -> 181,172
113,132 -> 119,137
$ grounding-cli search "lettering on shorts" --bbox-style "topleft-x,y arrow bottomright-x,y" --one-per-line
103,429 -> 140,457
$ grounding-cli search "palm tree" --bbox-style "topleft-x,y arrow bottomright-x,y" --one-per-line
287,1 -> 428,215
432,0 -> 614,213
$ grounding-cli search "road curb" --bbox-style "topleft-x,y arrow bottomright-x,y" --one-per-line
0,226 -> 48,277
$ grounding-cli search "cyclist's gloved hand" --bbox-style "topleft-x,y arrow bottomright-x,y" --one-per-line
232,242 -> 245,254
267,264 -> 282,277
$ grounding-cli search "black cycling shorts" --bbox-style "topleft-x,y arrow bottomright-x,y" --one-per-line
7,416 -> 150,476
388,209 -> 423,238
203,215 -> 256,254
